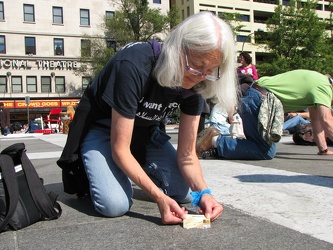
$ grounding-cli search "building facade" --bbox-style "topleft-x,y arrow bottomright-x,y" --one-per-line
173,0 -> 332,64
0,0 -> 168,124
2,0 -> 331,124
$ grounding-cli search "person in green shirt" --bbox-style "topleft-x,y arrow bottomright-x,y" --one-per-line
197,70 -> 333,159
258,70 -> 333,155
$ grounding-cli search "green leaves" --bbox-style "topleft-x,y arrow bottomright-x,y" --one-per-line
75,0 -> 179,79
105,0 -> 175,46
259,0 -> 333,76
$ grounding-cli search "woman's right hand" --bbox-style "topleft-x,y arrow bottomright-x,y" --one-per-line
156,195 -> 188,224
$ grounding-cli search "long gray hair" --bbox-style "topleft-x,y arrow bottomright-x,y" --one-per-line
153,11 -> 239,114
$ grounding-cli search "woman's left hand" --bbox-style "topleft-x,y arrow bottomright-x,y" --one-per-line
197,194 -> 223,221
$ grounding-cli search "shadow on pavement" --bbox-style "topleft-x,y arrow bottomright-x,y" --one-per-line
234,174 -> 333,188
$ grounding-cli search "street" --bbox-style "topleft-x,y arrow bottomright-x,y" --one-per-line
0,131 -> 332,249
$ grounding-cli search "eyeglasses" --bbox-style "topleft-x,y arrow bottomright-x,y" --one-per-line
185,53 -> 220,81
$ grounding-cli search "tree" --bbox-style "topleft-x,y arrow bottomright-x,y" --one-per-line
74,0 -> 179,78
218,12 -> 245,35
74,35 -> 116,78
105,0 -> 176,46
258,0 -> 333,76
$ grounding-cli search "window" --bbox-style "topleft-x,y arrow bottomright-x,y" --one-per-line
11,76 -> 22,93
0,2 -> 4,20
153,0 -> 161,3
54,38 -> 64,56
41,76 -> 51,93
23,4 -> 35,22
237,14 -> 250,22
106,40 -> 116,51
0,76 -> 6,93
53,6 -> 63,24
80,9 -> 90,26
0,35 -> 5,54
82,77 -> 91,91
237,35 -> 250,43
26,76 -> 37,92
283,0 -> 290,5
81,39 -> 91,56
55,76 -> 65,93
25,37 -> 36,55
105,11 -> 115,21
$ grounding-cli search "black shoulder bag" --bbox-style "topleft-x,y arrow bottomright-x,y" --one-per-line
0,143 -> 62,232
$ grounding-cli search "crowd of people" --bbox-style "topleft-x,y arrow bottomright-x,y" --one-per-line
197,69 -> 333,159
0,12 -> 329,226
53,11 -> 333,226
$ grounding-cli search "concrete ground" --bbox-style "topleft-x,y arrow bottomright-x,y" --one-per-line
0,130 -> 332,250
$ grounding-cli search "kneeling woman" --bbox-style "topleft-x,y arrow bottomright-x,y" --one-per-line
58,12 -> 238,224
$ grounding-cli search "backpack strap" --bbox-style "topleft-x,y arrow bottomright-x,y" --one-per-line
147,40 -> 162,60
1,143 -> 62,220
0,155 -> 19,232
19,147 -> 62,219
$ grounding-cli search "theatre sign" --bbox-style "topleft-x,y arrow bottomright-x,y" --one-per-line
0,59 -> 78,70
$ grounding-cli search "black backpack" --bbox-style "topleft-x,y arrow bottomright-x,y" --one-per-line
0,143 -> 62,232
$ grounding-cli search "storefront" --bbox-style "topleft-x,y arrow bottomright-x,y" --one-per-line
0,98 -> 80,125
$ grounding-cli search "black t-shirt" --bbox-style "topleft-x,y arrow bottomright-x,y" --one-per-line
87,42 -> 203,128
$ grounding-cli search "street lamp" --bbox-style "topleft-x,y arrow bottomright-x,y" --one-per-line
241,28 -> 265,52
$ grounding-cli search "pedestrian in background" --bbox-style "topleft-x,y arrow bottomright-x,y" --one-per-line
58,12 -> 239,224
0,102 -> 11,136
237,51 -> 258,80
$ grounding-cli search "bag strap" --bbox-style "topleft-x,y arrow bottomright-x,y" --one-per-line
1,143 -> 62,220
19,149 -> 62,219
0,155 -> 19,232
147,40 -> 161,60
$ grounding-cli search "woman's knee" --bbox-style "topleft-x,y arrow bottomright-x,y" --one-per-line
92,193 -> 132,217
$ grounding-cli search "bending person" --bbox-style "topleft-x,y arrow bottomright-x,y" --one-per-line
57,12 -> 239,224
197,70 -> 333,160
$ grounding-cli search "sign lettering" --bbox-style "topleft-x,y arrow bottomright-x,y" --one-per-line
0,99 -> 79,109
0,59 -> 78,70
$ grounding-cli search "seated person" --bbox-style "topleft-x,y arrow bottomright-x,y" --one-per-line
283,110 -> 310,134
205,103 -> 232,136
205,103 -> 245,136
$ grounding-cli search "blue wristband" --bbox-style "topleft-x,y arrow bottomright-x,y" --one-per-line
190,189 -> 212,207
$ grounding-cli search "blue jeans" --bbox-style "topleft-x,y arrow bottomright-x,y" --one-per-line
216,87 -> 277,160
283,116 -> 310,134
209,122 -> 230,135
81,126 -> 191,217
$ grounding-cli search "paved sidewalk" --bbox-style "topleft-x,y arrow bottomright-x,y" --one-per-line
0,132 -> 332,250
